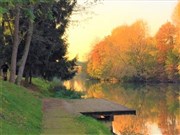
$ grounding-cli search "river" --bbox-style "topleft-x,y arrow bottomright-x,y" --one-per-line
64,75 -> 180,135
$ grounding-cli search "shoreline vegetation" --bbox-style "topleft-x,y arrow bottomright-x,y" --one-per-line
87,77 -> 180,84
86,21 -> 180,84
103,78 -> 180,84
79,62 -> 180,84
1,78 -> 111,135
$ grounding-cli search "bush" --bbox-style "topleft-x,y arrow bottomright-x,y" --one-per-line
32,77 -> 83,99
53,88 -> 83,99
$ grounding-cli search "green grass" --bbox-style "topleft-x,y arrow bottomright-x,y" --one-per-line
76,115 -> 112,135
32,78 -> 52,97
0,80 -> 42,135
42,115 -> 112,135
1,78 -> 112,135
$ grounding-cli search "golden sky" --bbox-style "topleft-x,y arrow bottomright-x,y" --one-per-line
66,0 -> 178,61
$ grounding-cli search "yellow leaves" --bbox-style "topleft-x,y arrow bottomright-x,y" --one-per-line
87,20 -> 150,79
155,22 -> 177,66
87,38 -> 113,79
110,20 -> 148,52
156,22 -> 176,49
172,0 -> 180,53
87,16 -> 179,81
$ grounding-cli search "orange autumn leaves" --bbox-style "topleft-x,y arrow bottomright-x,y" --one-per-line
172,0 -> 180,53
156,22 -> 176,63
87,20 -> 157,81
87,1 -> 180,82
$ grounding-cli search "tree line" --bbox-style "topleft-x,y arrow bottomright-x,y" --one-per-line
87,1 -> 180,83
0,0 -> 79,85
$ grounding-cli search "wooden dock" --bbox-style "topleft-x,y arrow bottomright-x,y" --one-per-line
64,98 -> 136,116
42,98 -> 136,134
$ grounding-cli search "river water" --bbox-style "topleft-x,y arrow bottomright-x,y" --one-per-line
64,75 -> 180,135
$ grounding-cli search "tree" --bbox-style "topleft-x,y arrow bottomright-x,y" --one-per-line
126,21 -> 154,82
165,50 -> 180,82
0,1 -> 38,83
16,5 -> 34,85
172,0 -> 180,75
172,0 -> 180,30
27,1 -> 76,82
155,22 -> 177,81
10,3 -> 20,83
0,0 -> 78,84
0,0 -> 102,84
87,20 -> 157,82
0,11 -> 12,65
87,40 -> 107,79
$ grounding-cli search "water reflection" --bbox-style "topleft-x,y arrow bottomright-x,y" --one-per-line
64,77 -> 180,135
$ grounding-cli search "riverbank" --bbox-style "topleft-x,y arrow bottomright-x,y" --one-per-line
42,98 -> 111,135
1,78 -> 111,135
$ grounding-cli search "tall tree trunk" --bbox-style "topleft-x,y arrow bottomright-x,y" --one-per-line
9,5 -> 20,83
16,6 -> 34,85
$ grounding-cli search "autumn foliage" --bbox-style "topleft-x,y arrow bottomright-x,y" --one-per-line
87,3 -> 180,83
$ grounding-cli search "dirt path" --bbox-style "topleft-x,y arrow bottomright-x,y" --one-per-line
41,98 -> 85,135
41,98 -> 130,134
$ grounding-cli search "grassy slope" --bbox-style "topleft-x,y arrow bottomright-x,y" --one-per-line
76,115 -> 112,135
0,80 -> 42,135
32,78 -> 52,97
1,78 -> 112,135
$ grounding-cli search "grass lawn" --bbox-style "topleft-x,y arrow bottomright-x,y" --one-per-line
0,80 -> 42,135
76,115 -> 112,135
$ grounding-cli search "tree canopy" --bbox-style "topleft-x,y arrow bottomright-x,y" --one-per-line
87,19 -> 180,82
0,0 -> 78,84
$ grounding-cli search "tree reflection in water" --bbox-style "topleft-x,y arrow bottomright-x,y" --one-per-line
64,79 -> 180,135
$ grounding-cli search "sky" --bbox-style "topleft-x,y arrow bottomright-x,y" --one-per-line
66,0 -> 178,61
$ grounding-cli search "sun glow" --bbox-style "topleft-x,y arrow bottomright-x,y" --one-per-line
66,0 -> 178,61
